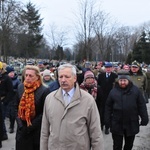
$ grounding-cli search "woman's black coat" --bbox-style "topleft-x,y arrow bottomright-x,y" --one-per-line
105,82 -> 149,136
15,83 -> 50,150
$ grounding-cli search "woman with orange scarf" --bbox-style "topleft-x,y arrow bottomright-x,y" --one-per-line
15,65 -> 50,150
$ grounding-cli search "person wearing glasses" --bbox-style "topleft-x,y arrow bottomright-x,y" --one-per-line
105,70 -> 149,150
15,65 -> 50,150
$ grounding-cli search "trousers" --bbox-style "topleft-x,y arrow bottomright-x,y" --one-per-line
112,133 -> 135,150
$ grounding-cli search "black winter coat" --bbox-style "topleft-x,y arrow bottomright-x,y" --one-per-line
0,72 -> 13,105
0,101 -> 2,141
0,72 -> 13,140
105,82 -> 149,136
15,83 -> 50,150
97,72 -> 118,103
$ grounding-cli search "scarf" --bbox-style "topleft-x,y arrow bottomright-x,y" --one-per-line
80,80 -> 97,99
18,79 -> 41,126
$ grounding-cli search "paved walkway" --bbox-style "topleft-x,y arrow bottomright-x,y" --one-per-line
1,101 -> 150,150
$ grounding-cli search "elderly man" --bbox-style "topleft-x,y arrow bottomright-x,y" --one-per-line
97,62 -> 118,134
40,63 -> 104,150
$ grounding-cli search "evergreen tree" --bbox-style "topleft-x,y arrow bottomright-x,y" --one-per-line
16,2 -> 43,58
132,42 -> 142,62
132,31 -> 150,63
55,45 -> 64,60
126,51 -> 132,64
141,32 -> 150,64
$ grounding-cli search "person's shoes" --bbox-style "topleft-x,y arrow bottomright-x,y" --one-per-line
9,128 -> 14,133
105,129 -> 109,134
2,134 -> 8,141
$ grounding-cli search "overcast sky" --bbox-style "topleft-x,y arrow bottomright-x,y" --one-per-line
23,0 -> 150,26
23,0 -> 150,47
102,0 -> 150,26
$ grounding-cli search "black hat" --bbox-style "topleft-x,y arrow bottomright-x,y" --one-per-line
118,69 -> 130,80
6,66 -> 14,74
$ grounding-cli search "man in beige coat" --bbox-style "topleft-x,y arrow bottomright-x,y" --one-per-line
40,63 -> 104,150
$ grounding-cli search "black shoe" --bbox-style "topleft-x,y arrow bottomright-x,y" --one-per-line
2,134 -> 8,141
105,129 -> 109,134
9,128 -> 14,133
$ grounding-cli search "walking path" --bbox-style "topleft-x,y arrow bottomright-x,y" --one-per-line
1,101 -> 150,150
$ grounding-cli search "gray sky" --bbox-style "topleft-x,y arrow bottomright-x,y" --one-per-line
23,0 -> 150,47
24,0 -> 150,26
102,0 -> 150,26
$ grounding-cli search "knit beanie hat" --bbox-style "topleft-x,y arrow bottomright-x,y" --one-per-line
84,71 -> 94,80
43,69 -> 51,77
6,66 -> 14,74
118,69 -> 130,80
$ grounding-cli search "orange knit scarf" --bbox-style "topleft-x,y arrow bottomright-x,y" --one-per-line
18,79 -> 41,126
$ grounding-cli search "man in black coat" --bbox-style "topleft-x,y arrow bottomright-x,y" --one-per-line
105,70 -> 149,150
97,62 -> 118,134
0,62 -> 13,143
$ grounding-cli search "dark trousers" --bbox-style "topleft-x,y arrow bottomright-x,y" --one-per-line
112,133 -> 135,150
8,101 -> 15,129
16,127 -> 40,150
100,105 -> 109,130
1,103 -> 7,135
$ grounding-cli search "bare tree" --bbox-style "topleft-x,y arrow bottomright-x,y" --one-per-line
73,0 -> 98,61
92,8 -> 120,61
46,23 -> 68,59
0,0 -> 22,62
47,23 -> 68,49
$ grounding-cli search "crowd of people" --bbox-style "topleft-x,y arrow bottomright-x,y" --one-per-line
0,59 -> 149,150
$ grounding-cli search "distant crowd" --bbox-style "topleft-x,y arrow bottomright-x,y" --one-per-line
0,59 -> 149,150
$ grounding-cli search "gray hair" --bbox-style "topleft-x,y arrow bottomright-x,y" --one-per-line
58,63 -> 77,76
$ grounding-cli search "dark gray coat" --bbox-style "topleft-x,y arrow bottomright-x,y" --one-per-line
105,82 -> 149,136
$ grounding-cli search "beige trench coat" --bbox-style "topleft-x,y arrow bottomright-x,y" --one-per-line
40,84 -> 104,150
